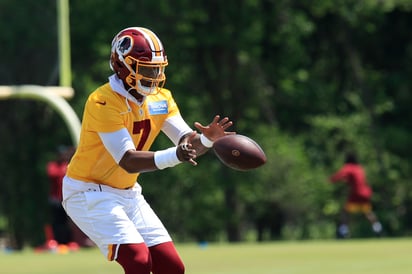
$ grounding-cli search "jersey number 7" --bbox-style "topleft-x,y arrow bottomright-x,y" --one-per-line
133,119 -> 151,151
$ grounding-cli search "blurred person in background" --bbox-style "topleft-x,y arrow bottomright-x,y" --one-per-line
42,146 -> 92,252
329,151 -> 383,238
46,146 -> 73,247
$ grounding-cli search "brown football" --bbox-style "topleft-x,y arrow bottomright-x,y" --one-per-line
212,134 -> 267,171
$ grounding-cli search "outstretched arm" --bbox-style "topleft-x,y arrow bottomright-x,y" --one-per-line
104,115 -> 235,173
329,166 -> 349,183
178,115 -> 236,162
99,128 -> 197,173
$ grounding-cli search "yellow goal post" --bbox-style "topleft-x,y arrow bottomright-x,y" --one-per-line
0,85 -> 81,146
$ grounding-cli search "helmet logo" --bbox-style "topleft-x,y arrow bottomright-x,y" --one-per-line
116,36 -> 133,56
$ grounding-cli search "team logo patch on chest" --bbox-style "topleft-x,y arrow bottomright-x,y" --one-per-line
148,100 -> 168,115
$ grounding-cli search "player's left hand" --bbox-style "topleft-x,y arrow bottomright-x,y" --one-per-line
194,115 -> 235,141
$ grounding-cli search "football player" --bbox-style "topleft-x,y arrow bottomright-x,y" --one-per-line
329,152 -> 382,238
62,27 -> 234,274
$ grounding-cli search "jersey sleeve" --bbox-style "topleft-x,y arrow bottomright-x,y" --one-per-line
98,128 -> 136,163
162,89 -> 192,144
46,162 -> 59,177
162,115 -> 193,145
85,91 -> 125,133
329,165 -> 350,183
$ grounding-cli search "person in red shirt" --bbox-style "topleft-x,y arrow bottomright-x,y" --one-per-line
329,152 -> 382,238
44,146 -> 93,250
46,146 -> 73,245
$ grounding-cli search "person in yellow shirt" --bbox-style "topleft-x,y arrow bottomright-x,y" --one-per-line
62,27 -> 234,274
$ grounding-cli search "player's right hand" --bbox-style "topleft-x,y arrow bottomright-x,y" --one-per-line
177,131 -> 198,166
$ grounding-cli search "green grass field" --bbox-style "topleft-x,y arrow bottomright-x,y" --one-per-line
1,238 -> 411,274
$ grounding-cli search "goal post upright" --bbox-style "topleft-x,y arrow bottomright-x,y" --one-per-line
58,0 -> 72,87
0,0 -> 81,146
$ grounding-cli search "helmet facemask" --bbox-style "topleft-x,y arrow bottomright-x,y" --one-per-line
123,55 -> 168,96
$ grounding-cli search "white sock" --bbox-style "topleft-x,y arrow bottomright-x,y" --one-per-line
372,222 -> 382,233
338,224 -> 350,236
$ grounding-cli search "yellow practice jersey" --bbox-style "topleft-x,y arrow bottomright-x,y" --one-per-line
67,83 -> 180,189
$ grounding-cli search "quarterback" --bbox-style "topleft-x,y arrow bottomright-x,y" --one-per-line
62,27 -> 234,274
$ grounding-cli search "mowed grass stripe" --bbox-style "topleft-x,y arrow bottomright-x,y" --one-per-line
180,239 -> 412,274
1,238 -> 411,274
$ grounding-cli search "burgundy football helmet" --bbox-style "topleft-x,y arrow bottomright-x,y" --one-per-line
110,27 -> 168,96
